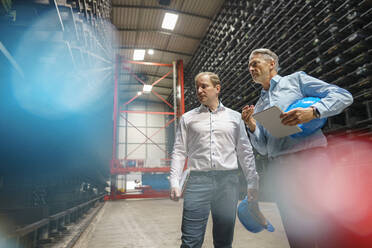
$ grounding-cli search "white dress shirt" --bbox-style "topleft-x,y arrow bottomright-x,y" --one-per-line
170,102 -> 259,190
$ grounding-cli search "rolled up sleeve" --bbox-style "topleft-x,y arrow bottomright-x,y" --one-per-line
299,71 -> 354,118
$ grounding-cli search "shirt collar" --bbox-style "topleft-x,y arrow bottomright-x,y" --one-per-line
198,101 -> 225,113
270,74 -> 282,87
260,74 -> 282,96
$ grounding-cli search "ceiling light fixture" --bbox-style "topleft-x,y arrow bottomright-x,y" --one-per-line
143,84 -> 152,93
133,49 -> 145,60
161,12 -> 178,30
148,49 -> 154,55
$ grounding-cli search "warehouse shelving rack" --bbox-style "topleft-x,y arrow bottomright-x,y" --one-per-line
107,57 -> 185,200
184,0 -> 372,134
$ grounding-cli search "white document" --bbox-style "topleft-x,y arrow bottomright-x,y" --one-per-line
253,106 -> 302,138
179,168 -> 191,193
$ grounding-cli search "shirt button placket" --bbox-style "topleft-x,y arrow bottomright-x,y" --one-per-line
211,114 -> 215,168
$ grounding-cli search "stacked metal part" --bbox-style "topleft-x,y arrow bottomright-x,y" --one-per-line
185,0 -> 372,134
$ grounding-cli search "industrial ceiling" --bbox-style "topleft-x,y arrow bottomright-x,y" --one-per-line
111,0 -> 225,103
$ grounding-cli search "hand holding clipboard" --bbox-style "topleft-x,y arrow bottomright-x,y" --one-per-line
253,106 -> 302,138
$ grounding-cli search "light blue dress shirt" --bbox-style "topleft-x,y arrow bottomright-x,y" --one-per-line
249,71 -> 353,158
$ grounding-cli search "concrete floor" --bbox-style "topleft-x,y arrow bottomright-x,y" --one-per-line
73,199 -> 290,248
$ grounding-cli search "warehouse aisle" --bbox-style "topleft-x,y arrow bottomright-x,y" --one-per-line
73,199 -> 289,248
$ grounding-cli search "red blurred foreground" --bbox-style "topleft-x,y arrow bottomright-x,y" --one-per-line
286,132 -> 372,247
320,133 -> 372,247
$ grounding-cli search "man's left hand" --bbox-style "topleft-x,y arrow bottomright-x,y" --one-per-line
280,107 -> 314,126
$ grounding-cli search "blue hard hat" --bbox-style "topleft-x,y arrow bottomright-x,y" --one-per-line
285,97 -> 327,138
237,197 -> 275,233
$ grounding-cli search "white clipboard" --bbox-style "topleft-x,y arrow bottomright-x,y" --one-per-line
253,106 -> 302,138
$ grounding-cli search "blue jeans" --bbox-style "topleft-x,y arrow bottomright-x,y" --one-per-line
181,170 -> 240,248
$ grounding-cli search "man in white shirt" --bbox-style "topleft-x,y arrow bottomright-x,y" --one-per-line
170,72 -> 259,248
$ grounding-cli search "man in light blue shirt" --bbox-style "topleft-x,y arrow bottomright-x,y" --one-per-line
243,49 -> 353,158
242,48 -> 353,248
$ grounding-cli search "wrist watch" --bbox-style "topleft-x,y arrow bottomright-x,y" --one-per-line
311,106 -> 320,119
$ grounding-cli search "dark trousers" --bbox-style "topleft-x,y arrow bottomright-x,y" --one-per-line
181,170 -> 239,248
265,148 -> 330,248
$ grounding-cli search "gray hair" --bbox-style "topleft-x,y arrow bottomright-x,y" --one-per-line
249,48 -> 279,71
194,72 -> 221,87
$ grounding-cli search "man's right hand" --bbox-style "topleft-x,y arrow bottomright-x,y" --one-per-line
242,105 -> 256,132
170,187 -> 181,201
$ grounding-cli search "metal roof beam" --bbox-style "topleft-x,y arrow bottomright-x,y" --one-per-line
117,28 -> 202,41
112,5 -> 212,20
118,47 -> 193,57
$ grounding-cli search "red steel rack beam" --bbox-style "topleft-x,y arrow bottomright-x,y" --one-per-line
178,60 -> 185,115
120,110 -> 175,115
123,60 -> 172,67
